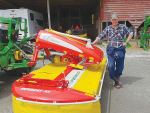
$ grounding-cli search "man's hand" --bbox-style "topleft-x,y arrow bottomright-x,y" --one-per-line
122,42 -> 127,47
91,42 -> 94,45
123,34 -> 133,47
91,38 -> 99,45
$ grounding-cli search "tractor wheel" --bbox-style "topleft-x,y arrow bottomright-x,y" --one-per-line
5,63 -> 36,76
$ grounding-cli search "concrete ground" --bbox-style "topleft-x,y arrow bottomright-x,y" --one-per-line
101,48 -> 150,113
0,41 -> 150,113
100,40 -> 150,113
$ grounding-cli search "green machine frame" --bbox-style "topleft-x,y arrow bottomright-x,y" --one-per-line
0,17 -> 33,72
140,15 -> 150,51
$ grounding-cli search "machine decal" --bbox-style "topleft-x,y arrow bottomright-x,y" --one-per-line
20,88 -> 51,93
65,65 -> 88,88
40,33 -> 83,53
70,71 -> 80,83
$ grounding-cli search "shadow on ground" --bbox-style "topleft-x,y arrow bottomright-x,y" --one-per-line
100,71 -> 114,113
121,76 -> 144,85
100,71 -> 144,113
0,70 -> 23,100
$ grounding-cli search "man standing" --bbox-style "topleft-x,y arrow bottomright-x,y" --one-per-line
92,13 -> 133,88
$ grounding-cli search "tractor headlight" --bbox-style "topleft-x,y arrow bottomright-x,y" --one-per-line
0,23 -> 9,30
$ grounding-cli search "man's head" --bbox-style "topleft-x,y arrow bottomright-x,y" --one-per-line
111,13 -> 118,20
111,13 -> 119,26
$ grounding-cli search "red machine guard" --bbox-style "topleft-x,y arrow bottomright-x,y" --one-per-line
15,74 -> 69,88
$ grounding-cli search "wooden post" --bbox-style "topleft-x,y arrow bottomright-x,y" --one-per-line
134,26 -> 138,39
100,21 -> 102,33
98,17 -> 100,35
99,0 -> 103,34
69,8 -> 70,29
47,0 -> 51,29
58,8 -> 60,31
106,22 -> 108,27
125,21 -> 126,38
79,8 -> 81,26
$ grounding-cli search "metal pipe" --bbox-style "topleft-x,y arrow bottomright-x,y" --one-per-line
78,58 -> 86,65
47,0 -> 51,29
16,97 -> 100,105
26,54 -> 44,59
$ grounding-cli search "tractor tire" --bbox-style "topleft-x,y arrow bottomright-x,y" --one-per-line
5,64 -> 36,76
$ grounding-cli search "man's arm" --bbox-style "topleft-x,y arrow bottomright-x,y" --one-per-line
122,25 -> 133,46
122,34 -> 133,46
91,27 -> 108,45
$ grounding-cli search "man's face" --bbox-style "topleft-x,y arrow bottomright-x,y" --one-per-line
111,19 -> 118,26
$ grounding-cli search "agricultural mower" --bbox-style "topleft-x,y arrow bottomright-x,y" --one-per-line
140,15 -> 150,51
12,29 -> 107,113
0,17 -> 35,75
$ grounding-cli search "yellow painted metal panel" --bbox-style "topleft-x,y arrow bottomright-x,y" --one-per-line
73,58 -> 107,95
12,95 -> 101,113
31,63 -> 67,80
70,63 -> 84,70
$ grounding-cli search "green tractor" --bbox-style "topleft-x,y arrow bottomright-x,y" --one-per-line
0,17 -> 35,75
140,15 -> 150,51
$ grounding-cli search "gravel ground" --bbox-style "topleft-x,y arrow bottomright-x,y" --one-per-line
0,43 -> 150,113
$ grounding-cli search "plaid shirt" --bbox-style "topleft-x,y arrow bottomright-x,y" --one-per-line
97,24 -> 133,48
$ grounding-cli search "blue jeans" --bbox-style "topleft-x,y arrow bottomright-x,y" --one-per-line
107,51 -> 125,79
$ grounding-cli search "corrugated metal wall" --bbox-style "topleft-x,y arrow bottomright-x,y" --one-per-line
100,0 -> 150,26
